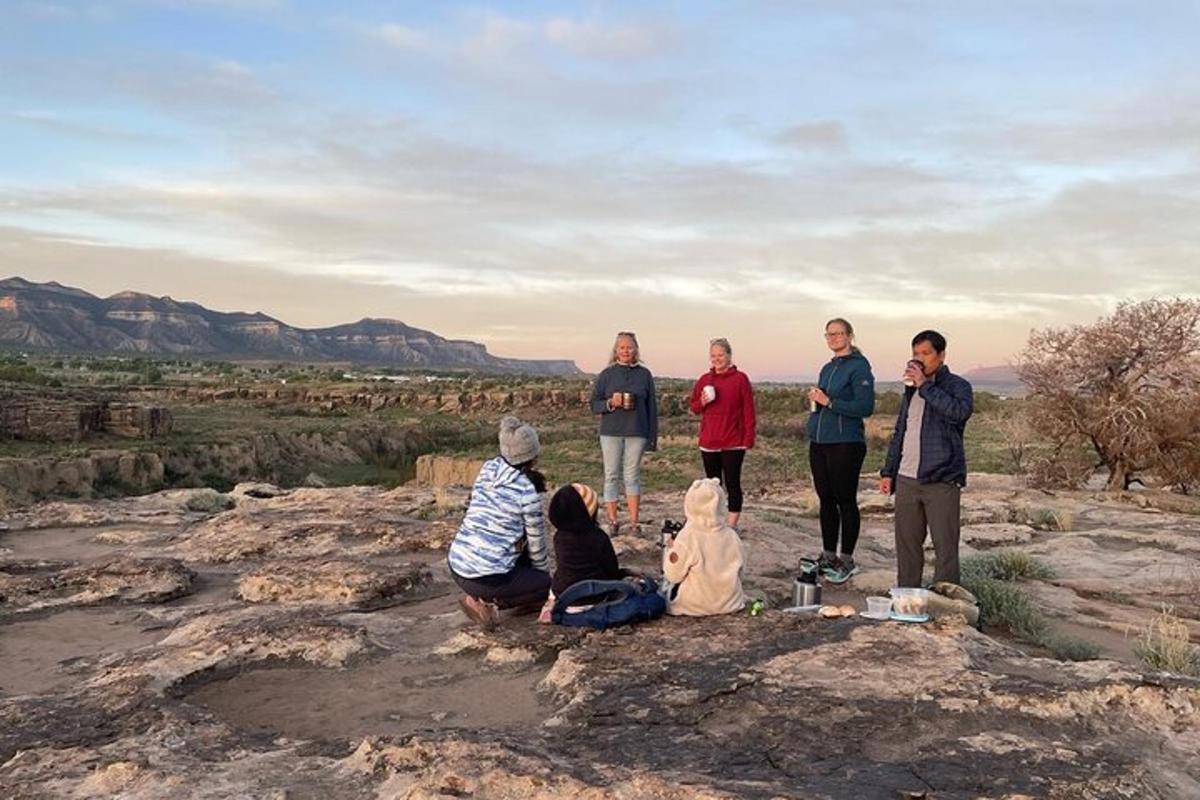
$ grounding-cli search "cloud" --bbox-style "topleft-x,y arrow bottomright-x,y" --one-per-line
373,22 -> 433,52
461,13 -> 535,62
8,110 -> 173,145
774,121 -> 847,151
543,18 -> 668,60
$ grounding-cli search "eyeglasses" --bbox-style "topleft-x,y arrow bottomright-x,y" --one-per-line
618,331 -> 636,337
824,332 -> 848,339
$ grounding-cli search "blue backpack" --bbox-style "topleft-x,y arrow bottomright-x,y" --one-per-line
551,577 -> 667,630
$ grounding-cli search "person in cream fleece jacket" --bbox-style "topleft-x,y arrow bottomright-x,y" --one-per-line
662,478 -> 747,616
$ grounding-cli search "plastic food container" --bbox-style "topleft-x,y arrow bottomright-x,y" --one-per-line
866,596 -> 892,617
888,587 -> 933,616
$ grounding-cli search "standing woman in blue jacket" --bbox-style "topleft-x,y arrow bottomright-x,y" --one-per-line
806,318 -> 875,583
590,331 -> 658,536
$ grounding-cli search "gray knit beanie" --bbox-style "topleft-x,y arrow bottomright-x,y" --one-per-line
498,415 -> 540,465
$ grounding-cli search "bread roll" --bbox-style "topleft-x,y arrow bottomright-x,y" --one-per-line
839,605 -> 857,617
819,605 -> 842,618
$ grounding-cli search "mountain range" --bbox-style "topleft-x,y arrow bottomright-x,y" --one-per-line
0,277 -> 581,375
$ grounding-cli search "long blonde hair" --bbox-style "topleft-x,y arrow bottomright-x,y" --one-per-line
608,331 -> 641,366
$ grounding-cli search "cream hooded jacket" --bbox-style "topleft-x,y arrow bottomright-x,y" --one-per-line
663,478 -> 746,616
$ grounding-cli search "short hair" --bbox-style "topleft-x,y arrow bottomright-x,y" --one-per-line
709,337 -> 732,356
911,329 -> 947,354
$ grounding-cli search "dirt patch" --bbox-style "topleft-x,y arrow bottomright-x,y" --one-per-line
0,607 -> 164,696
184,654 -> 550,741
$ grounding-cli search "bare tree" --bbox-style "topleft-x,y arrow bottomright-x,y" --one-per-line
1016,298 -> 1200,491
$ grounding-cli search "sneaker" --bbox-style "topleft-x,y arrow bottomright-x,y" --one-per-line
602,520 -> 620,537
458,595 -> 499,630
821,557 -> 861,585
799,553 -> 834,576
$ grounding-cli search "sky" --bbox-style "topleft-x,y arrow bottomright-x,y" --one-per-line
2,1 -> 1198,379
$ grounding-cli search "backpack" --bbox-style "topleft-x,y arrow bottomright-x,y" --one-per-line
551,577 -> 667,630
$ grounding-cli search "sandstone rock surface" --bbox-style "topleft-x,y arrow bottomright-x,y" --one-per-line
1,478 -> 1197,799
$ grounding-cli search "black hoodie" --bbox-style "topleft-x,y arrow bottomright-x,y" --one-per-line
549,485 -> 621,596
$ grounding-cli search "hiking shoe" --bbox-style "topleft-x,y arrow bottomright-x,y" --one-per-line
799,553 -> 833,577
602,520 -> 619,537
821,558 -> 861,585
458,595 -> 499,630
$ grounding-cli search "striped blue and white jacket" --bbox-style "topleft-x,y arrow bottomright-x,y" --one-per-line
447,456 -> 549,578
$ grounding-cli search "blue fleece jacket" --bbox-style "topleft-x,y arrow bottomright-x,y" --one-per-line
806,350 -> 876,444
881,365 -> 974,488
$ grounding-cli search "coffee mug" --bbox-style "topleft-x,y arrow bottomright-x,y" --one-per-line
621,392 -> 635,410
702,385 -> 716,403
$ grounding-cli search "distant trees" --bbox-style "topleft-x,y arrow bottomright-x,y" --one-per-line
1016,298 -> 1200,492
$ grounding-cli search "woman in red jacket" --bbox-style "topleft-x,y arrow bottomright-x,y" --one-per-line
689,337 -> 757,529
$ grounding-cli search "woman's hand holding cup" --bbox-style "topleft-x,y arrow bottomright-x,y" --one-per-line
701,385 -> 716,405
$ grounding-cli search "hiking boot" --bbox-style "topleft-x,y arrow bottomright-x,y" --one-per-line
458,595 -> 499,630
602,520 -> 620,537
821,557 -> 861,585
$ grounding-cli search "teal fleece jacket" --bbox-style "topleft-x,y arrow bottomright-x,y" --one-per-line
806,349 -> 875,444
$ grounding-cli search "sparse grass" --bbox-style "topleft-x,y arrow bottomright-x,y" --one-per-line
961,551 -> 1099,661
1134,606 -> 1200,677
961,550 -> 1055,582
1095,591 -> 1137,606
1043,635 -> 1102,662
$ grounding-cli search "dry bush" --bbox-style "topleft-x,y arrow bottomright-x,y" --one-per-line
988,402 -> 1035,474
1025,441 -> 1095,490
1135,606 -> 1200,677
1016,298 -> 1200,491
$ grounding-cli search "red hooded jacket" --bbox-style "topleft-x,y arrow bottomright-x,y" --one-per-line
689,366 -> 756,450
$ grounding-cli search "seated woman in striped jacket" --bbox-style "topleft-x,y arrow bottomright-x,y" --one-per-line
447,416 -> 550,629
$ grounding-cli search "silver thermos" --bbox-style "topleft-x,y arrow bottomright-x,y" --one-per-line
793,577 -> 821,606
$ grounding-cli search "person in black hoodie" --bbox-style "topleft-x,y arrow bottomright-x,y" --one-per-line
548,483 -> 624,597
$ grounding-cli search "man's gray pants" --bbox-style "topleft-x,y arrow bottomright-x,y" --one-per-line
894,475 -> 961,587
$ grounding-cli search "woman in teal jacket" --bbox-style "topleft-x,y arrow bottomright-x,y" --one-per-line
806,318 -> 875,583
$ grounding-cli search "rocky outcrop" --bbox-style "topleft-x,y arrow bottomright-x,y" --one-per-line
0,423 -> 429,506
0,396 -> 170,442
0,450 -> 166,504
0,556 -> 194,612
413,454 -> 486,488
238,560 -> 432,607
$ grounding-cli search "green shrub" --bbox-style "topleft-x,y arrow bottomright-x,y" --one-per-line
185,489 -> 235,513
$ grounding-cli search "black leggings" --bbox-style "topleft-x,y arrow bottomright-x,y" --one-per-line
701,449 -> 746,512
809,442 -> 867,556
449,552 -> 550,609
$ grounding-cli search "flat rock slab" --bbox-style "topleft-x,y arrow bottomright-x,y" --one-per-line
0,556 -> 194,613
238,560 -> 432,607
961,522 -> 1036,547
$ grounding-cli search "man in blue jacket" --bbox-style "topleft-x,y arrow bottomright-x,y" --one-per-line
880,330 -> 973,588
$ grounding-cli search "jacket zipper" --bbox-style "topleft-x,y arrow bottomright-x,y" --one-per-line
817,360 -> 842,442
